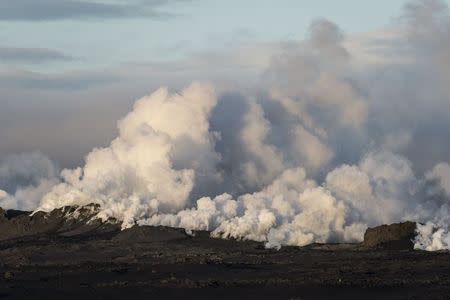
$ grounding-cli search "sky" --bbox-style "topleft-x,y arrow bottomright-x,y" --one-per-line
0,0 -> 423,73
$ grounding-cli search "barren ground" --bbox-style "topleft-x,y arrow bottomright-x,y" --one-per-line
1,222 -> 450,299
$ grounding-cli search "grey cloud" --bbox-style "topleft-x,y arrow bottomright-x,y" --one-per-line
0,152 -> 58,194
0,47 -> 73,64
0,69 -> 119,90
0,0 -> 189,21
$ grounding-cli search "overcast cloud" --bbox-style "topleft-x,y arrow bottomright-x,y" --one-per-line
0,47 -> 73,64
0,0 -> 189,21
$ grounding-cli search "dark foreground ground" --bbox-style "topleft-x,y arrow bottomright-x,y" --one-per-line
0,207 -> 450,299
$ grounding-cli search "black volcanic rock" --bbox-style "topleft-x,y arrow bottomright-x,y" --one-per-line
113,225 -> 189,243
0,204 -> 120,241
363,221 -> 417,250
1,207 -> 450,298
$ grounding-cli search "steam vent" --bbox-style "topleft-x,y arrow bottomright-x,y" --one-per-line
363,221 -> 417,250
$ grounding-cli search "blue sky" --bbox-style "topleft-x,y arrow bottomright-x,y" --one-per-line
0,0 -> 435,72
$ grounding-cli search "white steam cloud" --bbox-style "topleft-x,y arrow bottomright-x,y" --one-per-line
1,0 -> 450,250
38,83 -> 220,228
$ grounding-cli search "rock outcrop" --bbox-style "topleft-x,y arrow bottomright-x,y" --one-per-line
0,205 -> 191,243
0,204 -> 120,241
363,221 -> 417,250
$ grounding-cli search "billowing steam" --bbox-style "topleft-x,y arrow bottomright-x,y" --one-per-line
2,0 -> 450,250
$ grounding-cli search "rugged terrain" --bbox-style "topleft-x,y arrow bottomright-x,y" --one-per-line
0,206 -> 449,299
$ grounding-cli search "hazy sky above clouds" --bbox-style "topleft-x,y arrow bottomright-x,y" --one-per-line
0,0 -> 420,72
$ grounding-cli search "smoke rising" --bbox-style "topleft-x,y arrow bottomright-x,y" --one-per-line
0,152 -> 59,211
1,0 -> 450,250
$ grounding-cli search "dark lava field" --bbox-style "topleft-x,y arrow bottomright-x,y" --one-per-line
1,206 -> 450,299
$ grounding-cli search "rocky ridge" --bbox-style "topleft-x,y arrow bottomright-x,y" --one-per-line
0,205 -> 420,249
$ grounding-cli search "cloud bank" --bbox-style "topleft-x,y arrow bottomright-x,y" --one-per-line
0,47 -> 72,64
1,0 -> 450,250
0,0 -> 189,21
